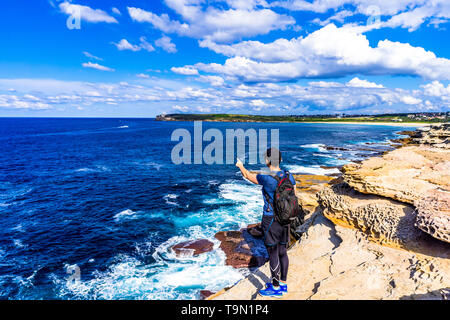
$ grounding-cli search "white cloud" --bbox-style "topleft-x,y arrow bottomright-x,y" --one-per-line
196,106 -> 212,112
136,73 -> 150,78
347,77 -> 384,88
400,95 -> 422,105
82,62 -> 115,72
225,0 -> 269,10
272,0 -> 450,32
171,66 -> 199,75
0,77 -> 447,115
113,39 -> 141,51
0,94 -> 51,110
83,51 -> 103,61
139,37 -> 156,52
59,2 -> 118,23
421,81 -> 450,100
127,2 -> 294,42
113,37 -> 155,52
199,37 -> 303,63
172,105 -> 189,112
272,0 -> 426,16
312,9 -> 354,26
197,75 -> 225,86
155,35 -> 177,53
309,81 -> 342,87
127,7 -> 189,33
194,24 -> 450,82
112,7 -> 121,15
250,99 -> 269,107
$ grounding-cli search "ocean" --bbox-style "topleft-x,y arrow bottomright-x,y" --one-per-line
0,118 -> 416,300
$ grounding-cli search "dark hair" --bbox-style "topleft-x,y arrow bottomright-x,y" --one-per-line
265,148 -> 282,166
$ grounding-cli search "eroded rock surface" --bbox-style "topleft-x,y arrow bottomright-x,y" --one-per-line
317,183 -> 449,255
415,189 -> 450,244
318,183 -> 418,249
293,174 -> 337,214
411,123 -> 450,149
342,145 -> 450,204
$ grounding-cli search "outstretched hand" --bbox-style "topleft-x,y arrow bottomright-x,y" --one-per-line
235,158 -> 258,185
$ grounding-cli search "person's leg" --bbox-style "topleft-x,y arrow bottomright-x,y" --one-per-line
267,244 -> 280,287
278,243 -> 289,283
259,243 -> 283,297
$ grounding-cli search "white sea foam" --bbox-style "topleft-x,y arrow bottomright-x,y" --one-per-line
140,162 -> 163,171
177,180 -> 263,235
208,180 -> 220,186
55,236 -> 243,300
117,125 -> 129,129
300,143 -> 327,152
163,194 -> 179,206
74,166 -> 109,173
312,153 -> 351,166
284,164 -> 341,175
11,224 -> 25,233
54,178 -> 264,300
114,209 -> 137,222
75,168 -> 91,172
164,194 -> 178,199
0,184 -> 33,207
13,239 -> 27,249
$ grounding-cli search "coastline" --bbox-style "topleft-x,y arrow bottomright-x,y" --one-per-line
207,123 -> 450,300
299,121 -> 430,127
158,117 -> 432,126
156,113 -> 444,127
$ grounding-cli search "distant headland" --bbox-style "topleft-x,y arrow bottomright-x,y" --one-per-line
156,112 -> 449,125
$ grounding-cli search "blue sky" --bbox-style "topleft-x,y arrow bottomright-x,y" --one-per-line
0,0 -> 449,117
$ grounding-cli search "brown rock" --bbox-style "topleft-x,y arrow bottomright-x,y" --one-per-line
317,183 -> 449,256
325,146 -> 350,151
214,228 -> 268,269
411,123 -> 450,149
415,189 -> 450,244
390,137 -> 412,146
199,290 -> 215,300
246,223 -> 263,237
171,239 -> 214,257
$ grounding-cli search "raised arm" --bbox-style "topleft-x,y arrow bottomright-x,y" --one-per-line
236,159 -> 259,185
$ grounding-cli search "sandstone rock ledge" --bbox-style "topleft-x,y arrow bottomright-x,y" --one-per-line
341,144 -> 450,243
211,212 -> 450,300
210,124 -> 450,300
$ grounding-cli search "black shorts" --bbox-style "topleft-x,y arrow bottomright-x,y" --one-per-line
261,214 -> 289,247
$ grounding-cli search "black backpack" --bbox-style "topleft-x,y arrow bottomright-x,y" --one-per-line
263,171 -> 301,226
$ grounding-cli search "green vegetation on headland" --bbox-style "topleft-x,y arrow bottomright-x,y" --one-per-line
156,112 -> 449,123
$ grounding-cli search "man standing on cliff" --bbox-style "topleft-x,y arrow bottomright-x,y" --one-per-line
236,148 -> 296,298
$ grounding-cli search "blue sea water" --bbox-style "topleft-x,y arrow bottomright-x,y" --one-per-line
0,118 -> 416,300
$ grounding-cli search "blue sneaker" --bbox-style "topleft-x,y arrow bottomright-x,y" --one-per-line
279,282 -> 288,293
265,282 -> 287,293
259,283 -> 282,298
